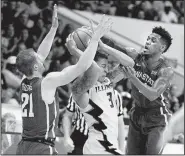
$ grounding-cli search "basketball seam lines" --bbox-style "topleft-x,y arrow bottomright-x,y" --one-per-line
76,31 -> 87,50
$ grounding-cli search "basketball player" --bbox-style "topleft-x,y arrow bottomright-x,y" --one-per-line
62,96 -> 89,155
15,5 -> 112,154
116,26 -> 174,155
64,33 -> 133,154
62,86 -> 125,155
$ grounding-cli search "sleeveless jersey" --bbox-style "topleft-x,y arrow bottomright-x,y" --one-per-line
20,77 -> 59,139
79,78 -> 122,154
132,54 -> 172,109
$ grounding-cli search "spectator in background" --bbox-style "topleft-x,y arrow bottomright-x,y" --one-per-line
13,43 -> 27,57
131,1 -> 143,19
1,113 -> 21,154
115,1 -> 132,17
14,11 -> 34,36
2,112 -> 16,132
144,1 -> 159,21
25,0 -> 41,16
1,56 -> 21,105
31,18 -> 47,50
1,1 -> 17,27
138,10 -> 145,20
17,29 -> 34,49
168,84 -> 180,113
39,1 -> 53,25
159,1 -> 178,23
178,15 -> 184,24
14,1 -> 27,18
1,24 -> 19,59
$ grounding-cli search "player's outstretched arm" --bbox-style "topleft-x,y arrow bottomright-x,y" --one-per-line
41,15 -> 112,104
89,19 -> 137,65
36,4 -> 58,62
65,34 -> 102,109
99,42 -> 135,67
125,66 -> 174,101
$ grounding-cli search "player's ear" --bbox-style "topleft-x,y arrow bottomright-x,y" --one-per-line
160,44 -> 166,52
33,64 -> 38,71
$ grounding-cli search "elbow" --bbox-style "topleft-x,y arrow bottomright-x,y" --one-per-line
76,62 -> 91,74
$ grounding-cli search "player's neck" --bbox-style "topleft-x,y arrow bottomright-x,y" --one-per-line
27,73 -> 42,80
145,53 -> 162,69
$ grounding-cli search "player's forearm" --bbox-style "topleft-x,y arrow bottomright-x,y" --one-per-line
76,38 -> 99,72
102,44 -> 134,67
62,116 -> 73,139
130,76 -> 158,101
37,27 -> 57,62
118,117 -> 125,153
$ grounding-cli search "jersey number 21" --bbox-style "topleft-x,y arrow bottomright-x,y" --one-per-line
21,93 -> 34,117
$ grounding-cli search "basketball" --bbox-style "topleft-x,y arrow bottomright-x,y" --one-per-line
73,27 -> 92,51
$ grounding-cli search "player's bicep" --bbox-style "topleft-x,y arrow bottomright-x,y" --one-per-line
153,67 -> 174,96
43,65 -> 79,88
71,64 -> 101,97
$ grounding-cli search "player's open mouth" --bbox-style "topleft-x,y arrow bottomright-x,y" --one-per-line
144,46 -> 149,50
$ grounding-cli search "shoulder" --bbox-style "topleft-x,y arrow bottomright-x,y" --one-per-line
158,67 -> 174,77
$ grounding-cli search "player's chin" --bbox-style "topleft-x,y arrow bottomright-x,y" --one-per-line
143,49 -> 150,55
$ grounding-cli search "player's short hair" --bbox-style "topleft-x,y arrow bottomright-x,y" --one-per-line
16,49 -> 37,76
101,37 -> 115,48
152,26 -> 173,53
94,52 -> 108,62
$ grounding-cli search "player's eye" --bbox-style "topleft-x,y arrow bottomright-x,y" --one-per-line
152,38 -> 156,43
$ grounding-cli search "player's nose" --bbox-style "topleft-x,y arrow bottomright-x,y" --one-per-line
104,67 -> 108,74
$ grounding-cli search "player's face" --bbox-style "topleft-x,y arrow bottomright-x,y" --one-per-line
144,33 -> 163,55
108,56 -> 119,71
96,58 -> 108,82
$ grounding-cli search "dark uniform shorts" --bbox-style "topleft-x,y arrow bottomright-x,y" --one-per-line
16,137 -> 58,155
68,129 -> 88,155
126,106 -> 172,155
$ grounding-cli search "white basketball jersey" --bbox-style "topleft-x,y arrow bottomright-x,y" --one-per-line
80,78 -> 122,154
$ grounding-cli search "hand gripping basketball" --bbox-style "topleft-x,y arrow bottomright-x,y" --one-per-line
65,33 -> 77,55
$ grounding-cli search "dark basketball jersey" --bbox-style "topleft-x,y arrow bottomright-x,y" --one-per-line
131,54 -> 171,108
20,77 -> 59,139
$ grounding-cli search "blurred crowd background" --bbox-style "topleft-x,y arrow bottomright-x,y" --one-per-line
1,0 -> 184,151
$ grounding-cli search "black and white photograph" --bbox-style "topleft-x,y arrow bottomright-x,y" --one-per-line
1,0 -> 184,155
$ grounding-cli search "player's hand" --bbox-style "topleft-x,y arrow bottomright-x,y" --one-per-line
65,33 -> 77,55
81,24 -> 105,51
52,4 -> 58,28
63,137 -> 75,153
125,66 -> 136,78
91,15 -> 113,41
